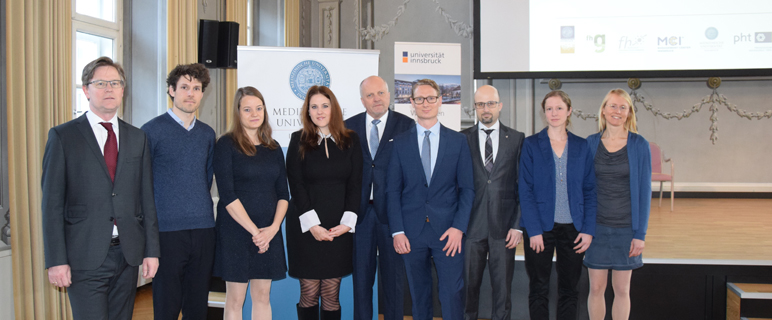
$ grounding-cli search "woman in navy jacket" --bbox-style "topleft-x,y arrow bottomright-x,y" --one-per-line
585,89 -> 651,320
519,90 -> 597,320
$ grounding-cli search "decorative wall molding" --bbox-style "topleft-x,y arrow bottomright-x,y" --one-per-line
1,209 -> 8,246
318,0 -> 340,48
353,0 -> 472,42
554,78 -> 772,144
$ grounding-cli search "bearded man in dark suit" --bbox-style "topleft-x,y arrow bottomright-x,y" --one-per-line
461,85 -> 525,320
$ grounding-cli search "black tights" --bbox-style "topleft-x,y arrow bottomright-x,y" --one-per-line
298,278 -> 341,311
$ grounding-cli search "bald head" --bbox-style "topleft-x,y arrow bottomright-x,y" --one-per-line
474,85 -> 503,127
474,85 -> 500,102
360,75 -> 391,119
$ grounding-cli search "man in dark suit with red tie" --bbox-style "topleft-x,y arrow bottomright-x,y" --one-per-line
42,56 -> 160,320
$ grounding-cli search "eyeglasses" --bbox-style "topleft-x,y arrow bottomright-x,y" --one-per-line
412,96 -> 438,104
87,80 -> 125,89
474,101 -> 499,109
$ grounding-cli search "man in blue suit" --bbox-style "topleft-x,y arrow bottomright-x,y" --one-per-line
346,76 -> 413,320
386,79 -> 474,320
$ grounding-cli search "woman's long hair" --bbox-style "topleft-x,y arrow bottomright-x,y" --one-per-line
298,85 -> 352,159
227,86 -> 278,155
597,88 -> 638,133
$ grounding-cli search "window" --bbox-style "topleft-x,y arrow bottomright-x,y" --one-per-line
72,0 -> 122,118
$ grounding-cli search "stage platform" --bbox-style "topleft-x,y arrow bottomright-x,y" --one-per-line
496,198 -> 772,320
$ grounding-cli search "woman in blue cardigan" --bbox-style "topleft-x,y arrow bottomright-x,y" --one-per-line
584,89 -> 651,320
519,90 -> 597,320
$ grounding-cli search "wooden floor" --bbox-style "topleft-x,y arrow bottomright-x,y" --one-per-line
133,198 -> 772,318
511,198 -> 772,261
132,284 -> 153,320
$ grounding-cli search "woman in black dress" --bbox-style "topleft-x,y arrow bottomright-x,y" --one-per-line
214,86 -> 289,320
286,85 -> 362,320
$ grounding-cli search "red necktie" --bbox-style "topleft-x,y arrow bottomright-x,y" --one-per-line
100,122 -> 118,183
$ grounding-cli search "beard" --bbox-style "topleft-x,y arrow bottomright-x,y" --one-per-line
480,114 -> 494,124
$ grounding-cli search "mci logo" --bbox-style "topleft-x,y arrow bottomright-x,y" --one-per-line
402,51 -> 408,63
658,36 -> 682,46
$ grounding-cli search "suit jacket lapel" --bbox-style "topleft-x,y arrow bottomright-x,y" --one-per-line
566,132 -> 581,187
406,126 -> 427,183
431,125 -> 449,185
537,129 -> 555,181
113,119 -> 130,184
76,115 -> 112,181
357,116 -> 373,161
377,110 -> 399,158
491,125 -> 511,175
468,126 -> 484,172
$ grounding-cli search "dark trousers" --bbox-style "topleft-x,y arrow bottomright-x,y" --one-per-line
523,223 -> 584,320
69,243 -> 139,320
463,236 -> 516,320
402,222 -> 464,320
353,204 -> 405,320
153,228 -> 215,320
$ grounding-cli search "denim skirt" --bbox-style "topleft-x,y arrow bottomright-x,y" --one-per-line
583,224 -> 643,270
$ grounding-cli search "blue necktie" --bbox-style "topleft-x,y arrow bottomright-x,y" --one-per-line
422,130 -> 431,185
370,119 -> 381,158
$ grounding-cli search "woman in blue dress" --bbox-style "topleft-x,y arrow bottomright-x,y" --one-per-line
585,89 -> 651,320
214,86 -> 289,320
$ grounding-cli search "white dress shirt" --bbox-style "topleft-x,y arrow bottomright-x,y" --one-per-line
85,111 -> 120,237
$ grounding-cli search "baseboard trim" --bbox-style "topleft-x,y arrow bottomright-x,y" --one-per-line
651,182 -> 772,193
651,191 -> 772,199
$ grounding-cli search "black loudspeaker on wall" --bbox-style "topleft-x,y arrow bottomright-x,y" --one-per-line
198,20 -> 219,68
217,22 -> 239,69
198,20 -> 239,69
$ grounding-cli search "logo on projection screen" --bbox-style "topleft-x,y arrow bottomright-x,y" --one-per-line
756,32 -> 772,43
560,26 -> 575,54
705,27 -> 719,40
290,60 -> 331,100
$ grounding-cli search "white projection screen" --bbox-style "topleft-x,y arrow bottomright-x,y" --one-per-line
474,0 -> 772,78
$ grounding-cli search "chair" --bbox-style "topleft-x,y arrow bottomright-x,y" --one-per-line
650,142 -> 674,211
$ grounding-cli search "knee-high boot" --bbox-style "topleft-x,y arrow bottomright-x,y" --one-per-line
320,308 -> 341,320
297,303 -> 319,320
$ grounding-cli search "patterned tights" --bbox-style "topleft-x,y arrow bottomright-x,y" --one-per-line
298,278 -> 342,311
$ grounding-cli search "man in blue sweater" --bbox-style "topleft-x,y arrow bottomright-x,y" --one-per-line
141,63 -> 217,320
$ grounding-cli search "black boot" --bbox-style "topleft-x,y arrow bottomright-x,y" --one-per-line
296,303 -> 319,320
320,309 -> 341,320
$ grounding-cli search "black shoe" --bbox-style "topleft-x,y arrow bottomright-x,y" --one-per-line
320,309 -> 341,320
296,303 -> 319,320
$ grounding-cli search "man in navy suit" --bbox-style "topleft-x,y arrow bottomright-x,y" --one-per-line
386,79 -> 474,320
346,76 -> 413,320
